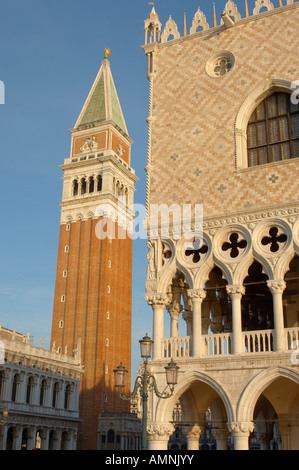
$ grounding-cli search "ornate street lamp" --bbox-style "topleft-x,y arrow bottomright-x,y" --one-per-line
114,333 -> 179,450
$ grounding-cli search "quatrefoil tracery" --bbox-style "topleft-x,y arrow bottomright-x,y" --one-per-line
221,232 -> 247,258
185,239 -> 209,263
261,226 -> 287,253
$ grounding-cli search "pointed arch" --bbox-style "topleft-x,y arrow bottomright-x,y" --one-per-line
237,366 -> 299,423
155,369 -> 235,425
158,262 -> 194,293
235,79 -> 295,169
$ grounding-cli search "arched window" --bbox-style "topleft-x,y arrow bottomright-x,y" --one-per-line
89,176 -> 94,193
26,376 -> 34,404
247,92 -> 299,167
52,381 -> 59,407
97,174 -> 103,192
0,370 -> 5,399
64,384 -> 71,409
40,379 -> 47,406
107,429 -> 115,444
11,373 -> 19,402
73,180 -> 78,196
81,178 -> 87,195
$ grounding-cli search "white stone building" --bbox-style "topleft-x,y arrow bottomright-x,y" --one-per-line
0,326 -> 83,450
142,1 -> 299,451
97,411 -> 142,450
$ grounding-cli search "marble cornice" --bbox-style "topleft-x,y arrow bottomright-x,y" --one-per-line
146,202 -> 299,238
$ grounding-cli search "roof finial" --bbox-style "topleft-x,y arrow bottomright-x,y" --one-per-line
245,0 -> 249,17
213,3 -> 217,27
104,47 -> 111,60
183,13 -> 187,36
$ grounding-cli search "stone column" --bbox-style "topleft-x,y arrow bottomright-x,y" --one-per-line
183,425 -> 202,450
213,428 -> 230,450
167,302 -> 182,337
39,428 -> 49,450
0,370 -> 9,401
61,430 -> 73,450
188,289 -> 206,357
55,429 -> 62,450
278,414 -> 296,450
16,372 -> 25,403
12,426 -> 22,451
26,426 -> 37,451
145,293 -> 170,360
267,280 -> 286,352
0,425 -> 7,450
147,424 -> 174,450
228,422 -> 254,450
257,432 -> 272,450
182,310 -> 193,336
226,285 -> 245,355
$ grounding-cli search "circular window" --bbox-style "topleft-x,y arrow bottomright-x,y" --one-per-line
205,51 -> 235,78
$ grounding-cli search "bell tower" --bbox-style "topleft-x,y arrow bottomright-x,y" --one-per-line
51,51 -> 138,450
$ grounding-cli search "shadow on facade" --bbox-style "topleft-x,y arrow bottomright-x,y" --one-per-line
76,379 -> 141,451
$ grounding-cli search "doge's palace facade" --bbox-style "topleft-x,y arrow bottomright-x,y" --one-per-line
142,1 -> 299,450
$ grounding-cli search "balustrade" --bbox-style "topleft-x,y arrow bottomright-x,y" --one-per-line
161,327 -> 299,359
243,330 -> 274,353
202,333 -> 232,356
162,336 -> 191,358
285,327 -> 299,350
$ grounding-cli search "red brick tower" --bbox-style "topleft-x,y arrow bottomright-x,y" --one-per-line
51,51 -> 138,450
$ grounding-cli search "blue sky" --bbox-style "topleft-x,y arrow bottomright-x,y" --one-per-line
0,0 -> 263,381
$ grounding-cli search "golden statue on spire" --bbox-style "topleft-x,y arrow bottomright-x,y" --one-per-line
104,47 -> 111,59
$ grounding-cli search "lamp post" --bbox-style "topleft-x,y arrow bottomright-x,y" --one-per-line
114,333 -> 179,450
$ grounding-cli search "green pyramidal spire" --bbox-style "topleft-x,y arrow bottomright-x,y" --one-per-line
75,53 -> 128,135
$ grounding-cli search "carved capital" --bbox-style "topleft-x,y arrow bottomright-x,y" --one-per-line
167,301 -> 183,319
187,289 -> 206,303
226,285 -> 245,299
267,280 -> 286,295
147,423 -> 175,441
213,428 -> 230,442
228,421 -> 254,436
182,424 -> 203,440
145,293 -> 171,308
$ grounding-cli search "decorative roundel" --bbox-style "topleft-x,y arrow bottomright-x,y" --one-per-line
183,236 -> 210,265
293,218 -> 299,253
252,220 -> 291,258
213,225 -> 250,263
205,50 -> 235,78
